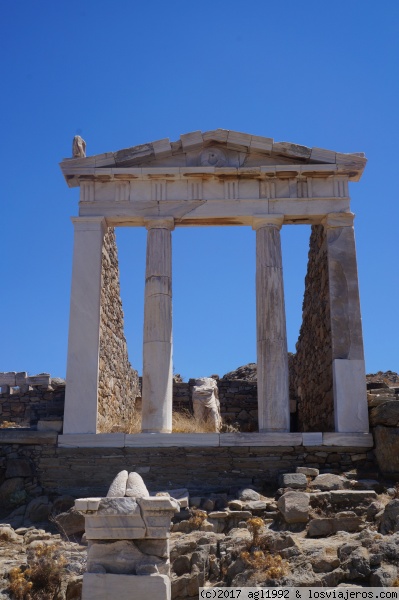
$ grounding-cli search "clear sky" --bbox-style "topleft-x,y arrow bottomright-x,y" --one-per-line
1,1 -> 398,380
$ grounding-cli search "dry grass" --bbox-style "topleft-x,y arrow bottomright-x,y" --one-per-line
8,543 -> 66,600
99,408 -> 228,434
188,509 -> 208,530
239,517 -> 287,581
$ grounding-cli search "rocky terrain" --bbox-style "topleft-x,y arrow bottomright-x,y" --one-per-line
1,469 -> 399,599
222,364 -> 399,386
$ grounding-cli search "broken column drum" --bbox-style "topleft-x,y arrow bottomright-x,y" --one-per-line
60,129 -> 369,438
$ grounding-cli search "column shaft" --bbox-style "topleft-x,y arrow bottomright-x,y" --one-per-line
141,219 -> 174,433
254,216 -> 290,432
64,217 -> 106,434
323,213 -> 368,432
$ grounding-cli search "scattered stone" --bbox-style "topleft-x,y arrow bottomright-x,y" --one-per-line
173,555 -> 191,576
53,508 -> 85,536
238,488 -> 261,502
379,500 -> 399,534
310,474 -> 346,491
277,491 -> 310,524
370,401 -> 399,427
24,496 -> 52,524
280,473 -> 308,489
296,467 -> 319,477
308,516 -> 363,537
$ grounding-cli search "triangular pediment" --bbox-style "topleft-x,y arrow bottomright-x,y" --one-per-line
61,129 -> 366,185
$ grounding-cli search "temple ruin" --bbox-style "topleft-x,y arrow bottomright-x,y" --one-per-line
59,129 -> 370,448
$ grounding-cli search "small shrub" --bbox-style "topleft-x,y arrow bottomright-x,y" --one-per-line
8,543 -> 66,600
240,550 -> 287,580
188,509 -> 208,530
247,517 -> 264,549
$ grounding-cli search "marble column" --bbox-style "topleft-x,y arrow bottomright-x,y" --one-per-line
323,212 -> 368,433
141,218 -> 174,433
64,217 -> 106,434
253,215 -> 290,432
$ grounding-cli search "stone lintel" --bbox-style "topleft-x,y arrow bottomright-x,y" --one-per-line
252,214 -> 284,230
322,212 -> 355,228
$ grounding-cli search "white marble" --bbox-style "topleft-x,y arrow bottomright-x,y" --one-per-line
141,219 -> 174,433
253,216 -> 290,432
63,217 -> 106,434
107,471 -> 128,497
333,359 -> 369,433
220,433 -> 302,446
302,432 -> 323,446
323,432 -> 373,447
84,514 -> 146,540
125,433 -> 220,447
82,573 -> 170,600
126,472 -> 149,498
57,433 -> 125,448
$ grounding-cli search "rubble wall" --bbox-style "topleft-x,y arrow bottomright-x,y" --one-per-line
98,228 -> 140,430
292,225 -> 334,431
0,434 -> 376,503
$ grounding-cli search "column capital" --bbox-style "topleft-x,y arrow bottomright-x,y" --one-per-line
71,216 -> 107,233
322,212 -> 355,229
145,217 -> 175,231
252,214 -> 284,231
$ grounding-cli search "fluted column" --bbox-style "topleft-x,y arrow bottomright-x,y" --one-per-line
323,212 -> 368,432
64,217 -> 106,434
141,218 -> 174,433
253,215 -> 290,432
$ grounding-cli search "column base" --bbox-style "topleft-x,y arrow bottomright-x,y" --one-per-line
82,573 -> 170,600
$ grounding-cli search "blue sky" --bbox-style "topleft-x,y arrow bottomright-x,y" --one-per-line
1,1 -> 398,380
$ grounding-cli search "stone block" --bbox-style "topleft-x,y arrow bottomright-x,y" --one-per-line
37,420 -> 63,432
310,474 -> 345,491
333,359 -> 369,433
374,426 -> 399,475
82,573 -> 170,600
296,467 -> 319,477
220,432 -> 302,446
308,515 -> 363,537
5,458 -> 33,478
277,491 -> 310,523
302,432 -> 323,446
370,401 -> 399,426
125,433 -> 220,447
58,434 -> 126,448
279,473 -> 307,489
322,432 -> 373,447
0,372 -> 17,386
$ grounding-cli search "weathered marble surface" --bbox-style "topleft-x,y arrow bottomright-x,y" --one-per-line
141,219 -> 174,433
333,359 -> 368,433
82,573 -> 170,600
192,377 -> 221,431
63,217 -> 106,435
107,471 -> 128,497
254,216 -> 290,432
126,472 -> 149,498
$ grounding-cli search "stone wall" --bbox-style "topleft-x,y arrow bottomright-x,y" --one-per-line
97,227 -> 140,430
0,433 -> 377,510
292,225 -> 334,431
0,376 -> 65,428
169,379 -> 259,432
